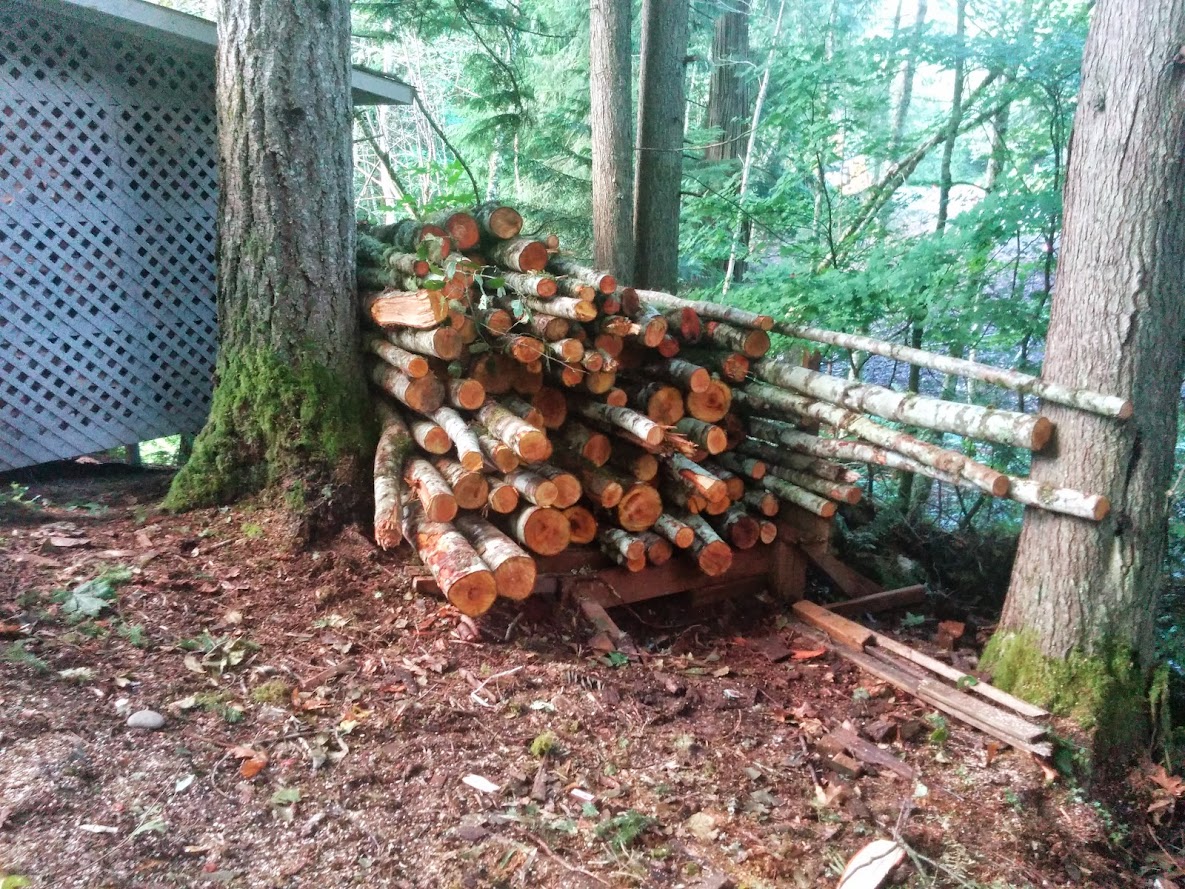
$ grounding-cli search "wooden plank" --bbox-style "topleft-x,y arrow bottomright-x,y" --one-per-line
575,593 -> 638,654
826,584 -> 926,616
791,600 -> 874,649
917,677 -> 1047,743
872,633 -> 1050,719
826,727 -> 915,781
690,575 -> 768,609
768,530 -> 808,602
803,544 -> 883,599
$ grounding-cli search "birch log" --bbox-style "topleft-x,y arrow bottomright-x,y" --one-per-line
434,458 -> 488,510
577,402 -> 665,446
410,418 -> 451,455
761,475 -> 837,518
474,202 -> 523,240
562,505 -> 598,544
767,464 -> 862,504
506,505 -> 571,556
373,401 -> 411,549
369,361 -> 445,413
365,335 -> 429,378
405,458 -> 458,522
384,325 -> 463,361
654,513 -> 696,548
478,400 -> 553,462
505,469 -> 560,508
401,501 -> 497,616
485,238 -> 549,272
547,257 -> 617,294
430,406 -> 484,471
682,513 -> 734,576
454,514 -> 536,600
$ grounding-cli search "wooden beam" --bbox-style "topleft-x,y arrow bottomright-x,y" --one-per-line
826,584 -> 925,616
802,545 -> 883,599
791,600 -> 874,649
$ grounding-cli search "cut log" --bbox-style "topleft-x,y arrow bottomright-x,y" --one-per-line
630,303 -> 669,348
531,387 -> 569,430
505,469 -> 560,509
582,350 -> 606,373
476,307 -> 514,336
357,232 -> 393,268
609,441 -> 659,481
507,506 -> 571,556
486,238 -> 549,272
364,289 -> 450,329
762,475 -> 837,518
365,335 -> 430,379
556,279 -> 596,302
405,457 -> 458,523
373,400 -> 412,549
767,464 -> 862,505
752,360 -> 1053,452
577,402 -> 664,447
703,320 -> 770,358
516,294 -> 597,323
501,270 -> 559,300
401,501 -> 497,616
474,202 -> 524,240
665,454 -> 728,503
547,256 -> 617,294
530,464 -> 583,508
384,325 -> 463,361
600,527 -> 645,565
736,437 -> 854,483
646,358 -> 711,393
626,383 -> 685,426
758,520 -> 777,545
594,332 -> 625,357
501,334 -> 547,364
548,338 -> 585,363
469,353 -> 516,395
584,370 -> 617,394
434,457 -> 488,509
486,476 -> 520,513
446,378 -> 485,411
708,506 -> 760,550
546,362 -> 586,388
478,400 -> 552,462
502,395 -> 545,429
616,481 -> 663,532
385,251 -> 432,279
454,513 -> 535,600
449,310 -> 478,345
595,290 -> 622,315
631,288 -> 774,331
1007,478 -> 1111,522
477,428 -> 519,474
372,219 -> 449,252
657,335 -> 681,358
579,465 -> 625,508
775,322 -> 1132,420
526,313 -> 570,341
662,307 -> 702,344
685,378 -> 733,423
674,417 -> 727,454
682,513 -> 735,576
428,406 -> 483,472
637,531 -> 673,566
704,464 -> 745,501
424,209 -> 479,250
661,481 -> 704,515
511,362 -> 545,395
562,505 -> 598,544
370,361 -> 445,413
742,489 -> 779,517
710,451 -> 766,480
653,513 -> 695,549
410,418 -> 451,455
556,422 -> 612,466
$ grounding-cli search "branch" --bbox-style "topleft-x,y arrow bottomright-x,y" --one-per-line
356,112 -> 419,218
412,93 -> 482,207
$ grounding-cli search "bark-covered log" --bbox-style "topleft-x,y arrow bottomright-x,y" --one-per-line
401,501 -> 497,616
585,370 -> 618,395
526,313 -> 570,341
449,310 -> 478,344
742,488 -> 779,517
608,440 -> 659,481
653,512 -> 695,548
557,279 -> 597,302
548,338 -> 586,363
685,378 -> 733,424
665,454 -> 728,503
384,325 -> 463,361
616,480 -> 663,531
427,406 -> 483,472
702,320 -> 770,358
767,463 -> 862,505
500,270 -> 559,299
531,464 -> 583,508
578,465 -> 625,508
477,428 -> 519,473
424,209 -> 479,251
505,469 -> 560,508
469,353 -> 515,395
1007,478 -> 1110,522
562,505 -> 598,544
486,238 -> 550,272
410,417 -> 451,455
454,513 -> 536,600
446,378 -> 485,411
710,450 -> 766,480
373,400 -> 412,549
708,506 -> 760,550
516,294 -> 598,323
499,334 -> 546,364
632,288 -> 774,331
629,303 -> 669,348
556,423 -> 612,466
759,520 -> 778,544
735,437 -> 855,482
365,335 -> 430,379
582,350 -> 606,373
506,505 -> 571,556
502,395 -> 546,429
372,219 -> 448,252
478,400 -> 553,462
660,479 -> 704,514
547,256 -> 618,294
600,527 -> 645,566
385,251 -> 431,279
486,476 -> 520,513
474,202 -> 524,240
761,475 -> 837,518
577,401 -> 665,446
776,322 -> 1132,420
637,530 -> 674,566
357,232 -> 392,268
370,361 -> 445,413
531,388 -> 569,430
364,289 -> 450,329
703,464 -> 745,501
674,417 -> 727,454
646,358 -> 711,393
625,383 -> 685,426
435,457 -> 488,510
405,457 -> 458,522
474,307 -> 514,337
657,335 -> 681,358
752,360 -> 1052,451
663,307 -> 703,344
682,513 -> 734,576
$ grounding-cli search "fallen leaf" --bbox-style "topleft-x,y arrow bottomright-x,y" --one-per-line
462,774 -> 500,793
47,536 -> 89,549
1150,765 -> 1185,797
984,740 -> 1003,767
791,648 -> 826,661
240,756 -> 268,779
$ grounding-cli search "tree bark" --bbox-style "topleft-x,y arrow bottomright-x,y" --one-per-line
165,0 -> 366,525
989,0 -> 1185,752
934,0 -> 966,233
890,0 -> 928,154
590,0 -> 636,279
633,0 -> 691,292
704,4 -> 753,165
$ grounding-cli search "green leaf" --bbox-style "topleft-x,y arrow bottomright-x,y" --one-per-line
602,651 -> 629,668
61,578 -> 116,619
1,876 -> 32,889
270,787 -> 302,806
956,675 -> 979,689
487,276 -> 505,289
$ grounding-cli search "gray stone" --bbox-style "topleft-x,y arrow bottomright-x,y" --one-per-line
126,709 -> 165,730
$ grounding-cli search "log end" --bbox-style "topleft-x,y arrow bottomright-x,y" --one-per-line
453,379 -> 486,411
519,507 -> 571,556
754,315 -> 775,332
759,521 -> 778,544
618,485 -> 663,532
447,213 -> 480,251
425,493 -> 459,524
673,527 -> 695,549
487,482 -> 520,514
562,505 -> 598,544
696,540 -> 734,577
493,557 -> 537,601
597,274 -> 617,295
1093,495 -> 1112,521
447,570 -> 498,617
1116,399 -> 1135,420
743,329 -> 772,359
518,241 -> 550,272
704,426 -> 728,455
583,434 -> 612,467
458,451 -> 486,473
486,206 -> 524,240
1030,416 -> 1054,451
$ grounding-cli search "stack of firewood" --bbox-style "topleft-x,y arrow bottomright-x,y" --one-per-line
358,204 -> 1115,616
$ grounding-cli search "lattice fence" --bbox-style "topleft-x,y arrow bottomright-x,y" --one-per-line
0,3 -> 218,470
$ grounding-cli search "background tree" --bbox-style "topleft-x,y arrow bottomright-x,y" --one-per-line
633,0 -> 691,291
165,0 -> 367,537
589,0 -> 635,277
983,0 -> 1185,753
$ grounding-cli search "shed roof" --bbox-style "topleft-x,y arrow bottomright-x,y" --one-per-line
36,0 -> 414,105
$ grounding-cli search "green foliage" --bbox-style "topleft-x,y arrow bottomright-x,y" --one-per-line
2,642 -> 49,674
595,810 -> 656,852
56,577 -> 119,620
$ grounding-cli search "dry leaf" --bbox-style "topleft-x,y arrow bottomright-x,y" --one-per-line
1150,765 -> 1185,798
240,756 -> 268,779
462,774 -> 499,793
984,740 -> 1003,767
837,838 -> 906,889
791,648 -> 826,661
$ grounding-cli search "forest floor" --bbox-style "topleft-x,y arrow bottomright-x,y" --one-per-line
0,464 -> 1181,889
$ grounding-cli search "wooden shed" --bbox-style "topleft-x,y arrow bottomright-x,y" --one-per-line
0,0 -> 412,471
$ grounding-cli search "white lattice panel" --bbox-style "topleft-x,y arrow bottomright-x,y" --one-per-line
0,3 -> 218,470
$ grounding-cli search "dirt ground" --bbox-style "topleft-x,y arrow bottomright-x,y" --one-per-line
0,464 -> 1181,888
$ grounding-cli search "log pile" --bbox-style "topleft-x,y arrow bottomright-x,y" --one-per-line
358,203 -> 1120,615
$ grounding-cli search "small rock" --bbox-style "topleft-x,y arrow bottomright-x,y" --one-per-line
684,811 -> 718,842
126,709 -> 165,730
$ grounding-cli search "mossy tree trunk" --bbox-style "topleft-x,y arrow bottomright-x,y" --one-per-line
165,0 -> 367,534
984,0 -> 1185,758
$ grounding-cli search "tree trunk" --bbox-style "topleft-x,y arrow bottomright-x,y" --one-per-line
934,0 -> 967,233
590,0 -> 636,279
165,0 -> 366,529
704,5 -> 752,164
890,0 -> 928,154
986,0 -> 1185,757
633,0 -> 691,292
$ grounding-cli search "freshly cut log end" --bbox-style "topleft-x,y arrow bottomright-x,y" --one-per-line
558,423 -> 612,467
475,203 -> 524,240
370,361 -> 446,414
508,506 -> 571,556
617,483 -> 663,532
654,513 -> 695,549
759,521 -> 778,545
585,371 -> 617,394
657,335 -> 681,358
385,325 -> 463,361
1009,478 -> 1111,521
532,388 -> 569,430
478,400 -> 553,463
410,419 -> 451,455
487,476 -> 521,513
1030,416 -> 1054,452
604,387 -> 628,407
712,507 -> 760,550
716,352 -> 749,384
477,429 -> 519,474
631,383 -> 684,426
488,238 -> 550,273
742,489 -> 779,518
506,469 -> 560,509
582,467 -> 624,508
405,458 -> 458,523
454,513 -> 536,600
531,464 -> 583,508
685,379 -> 733,424
562,505 -> 598,544
366,335 -> 430,379
638,531 -> 673,566
600,527 -> 645,564
706,321 -> 771,358
693,539 -> 733,577
448,378 -> 486,411
401,501 -> 497,616
578,402 -> 664,447
435,458 -> 488,510
427,210 -> 479,251
470,353 -> 516,395
675,417 -> 727,455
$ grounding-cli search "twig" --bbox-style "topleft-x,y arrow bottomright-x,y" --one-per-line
469,665 -> 523,707
511,830 -> 611,886
413,89 -> 480,205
